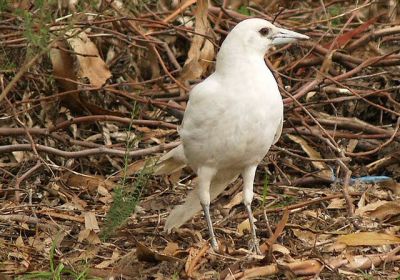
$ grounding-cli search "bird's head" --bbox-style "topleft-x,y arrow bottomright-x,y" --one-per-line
219,18 -> 309,58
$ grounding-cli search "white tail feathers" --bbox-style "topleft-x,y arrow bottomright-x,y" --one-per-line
154,145 -> 187,175
156,145 -> 239,231
164,170 -> 239,232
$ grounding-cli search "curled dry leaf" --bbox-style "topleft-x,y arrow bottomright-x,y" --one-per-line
367,200 -> 400,221
66,29 -> 111,87
162,241 -> 180,256
95,250 -> 120,269
179,0 -> 215,81
224,191 -> 243,209
380,179 -> 400,195
135,240 -> 180,263
237,218 -> 253,237
78,229 -> 101,244
226,259 -> 322,280
327,198 -> 346,209
287,134 -> 332,180
63,172 -> 117,193
185,242 -> 210,278
49,39 -> 77,92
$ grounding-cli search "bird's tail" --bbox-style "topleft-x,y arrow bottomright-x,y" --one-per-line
154,145 -> 187,175
164,170 -> 239,232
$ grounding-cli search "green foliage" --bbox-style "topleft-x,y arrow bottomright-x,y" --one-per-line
101,162 -> 154,240
0,0 -> 9,13
171,272 -> 180,280
237,5 -> 251,16
101,105 -> 153,240
15,0 -> 56,52
0,47 -> 16,71
327,4 -> 344,26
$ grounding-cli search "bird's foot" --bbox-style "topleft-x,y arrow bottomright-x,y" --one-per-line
248,238 -> 262,255
210,237 -> 220,252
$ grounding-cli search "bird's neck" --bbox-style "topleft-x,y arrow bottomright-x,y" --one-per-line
215,38 -> 271,75
215,51 -> 269,76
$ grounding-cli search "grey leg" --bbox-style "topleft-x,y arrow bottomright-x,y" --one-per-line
242,165 -> 261,254
197,167 -> 218,251
201,202 -> 219,251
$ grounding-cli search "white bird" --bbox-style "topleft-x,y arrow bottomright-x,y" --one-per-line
156,18 -> 309,253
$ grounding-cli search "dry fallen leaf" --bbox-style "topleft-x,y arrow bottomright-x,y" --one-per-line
224,191 -> 243,209
66,29 -> 111,87
337,232 -> 400,246
163,241 -> 180,256
179,0 -> 215,81
368,201 -> 400,221
78,229 -> 101,244
84,211 -> 100,232
135,240 -> 180,263
185,242 -> 209,278
327,198 -> 346,209
237,218 -> 255,237
287,134 -> 332,180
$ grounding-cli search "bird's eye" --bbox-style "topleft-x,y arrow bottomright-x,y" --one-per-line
259,27 -> 271,36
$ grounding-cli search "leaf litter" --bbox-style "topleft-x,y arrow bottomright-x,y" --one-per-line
0,0 -> 400,279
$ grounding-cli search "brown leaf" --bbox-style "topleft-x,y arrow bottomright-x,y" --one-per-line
64,172 -> 117,193
49,39 -> 77,92
66,29 -> 111,87
162,242 -> 180,256
224,191 -> 243,209
84,211 -> 100,232
135,240 -> 180,263
185,242 -> 209,278
380,179 -> 400,195
368,201 -> 400,221
287,135 -> 332,180
179,0 -> 215,81
337,232 -> 400,246
237,218 -> 253,237
78,229 -> 101,244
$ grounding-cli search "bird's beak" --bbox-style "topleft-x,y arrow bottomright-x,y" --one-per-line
271,27 -> 309,45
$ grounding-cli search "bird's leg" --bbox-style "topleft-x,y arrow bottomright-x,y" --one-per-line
242,165 -> 261,255
197,167 -> 218,251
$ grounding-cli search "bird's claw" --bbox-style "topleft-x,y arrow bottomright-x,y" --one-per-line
248,238 -> 262,255
210,238 -> 220,252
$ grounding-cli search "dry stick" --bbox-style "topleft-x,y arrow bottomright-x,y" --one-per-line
347,25 -> 400,51
282,86 -> 357,215
18,84 -> 185,112
0,116 -> 178,135
284,126 -> 398,140
345,117 -> 400,157
14,161 -> 42,203
274,146 -> 349,163
247,192 -> 359,223
285,47 -> 400,105
4,97 -> 40,156
49,115 -> 178,131
321,71 -> 400,117
107,0 -> 189,92
285,9 -> 353,104
295,42 -> 400,69
0,142 -> 180,158
0,214 -> 56,231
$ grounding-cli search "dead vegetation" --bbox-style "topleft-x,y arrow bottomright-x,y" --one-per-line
0,0 -> 400,279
